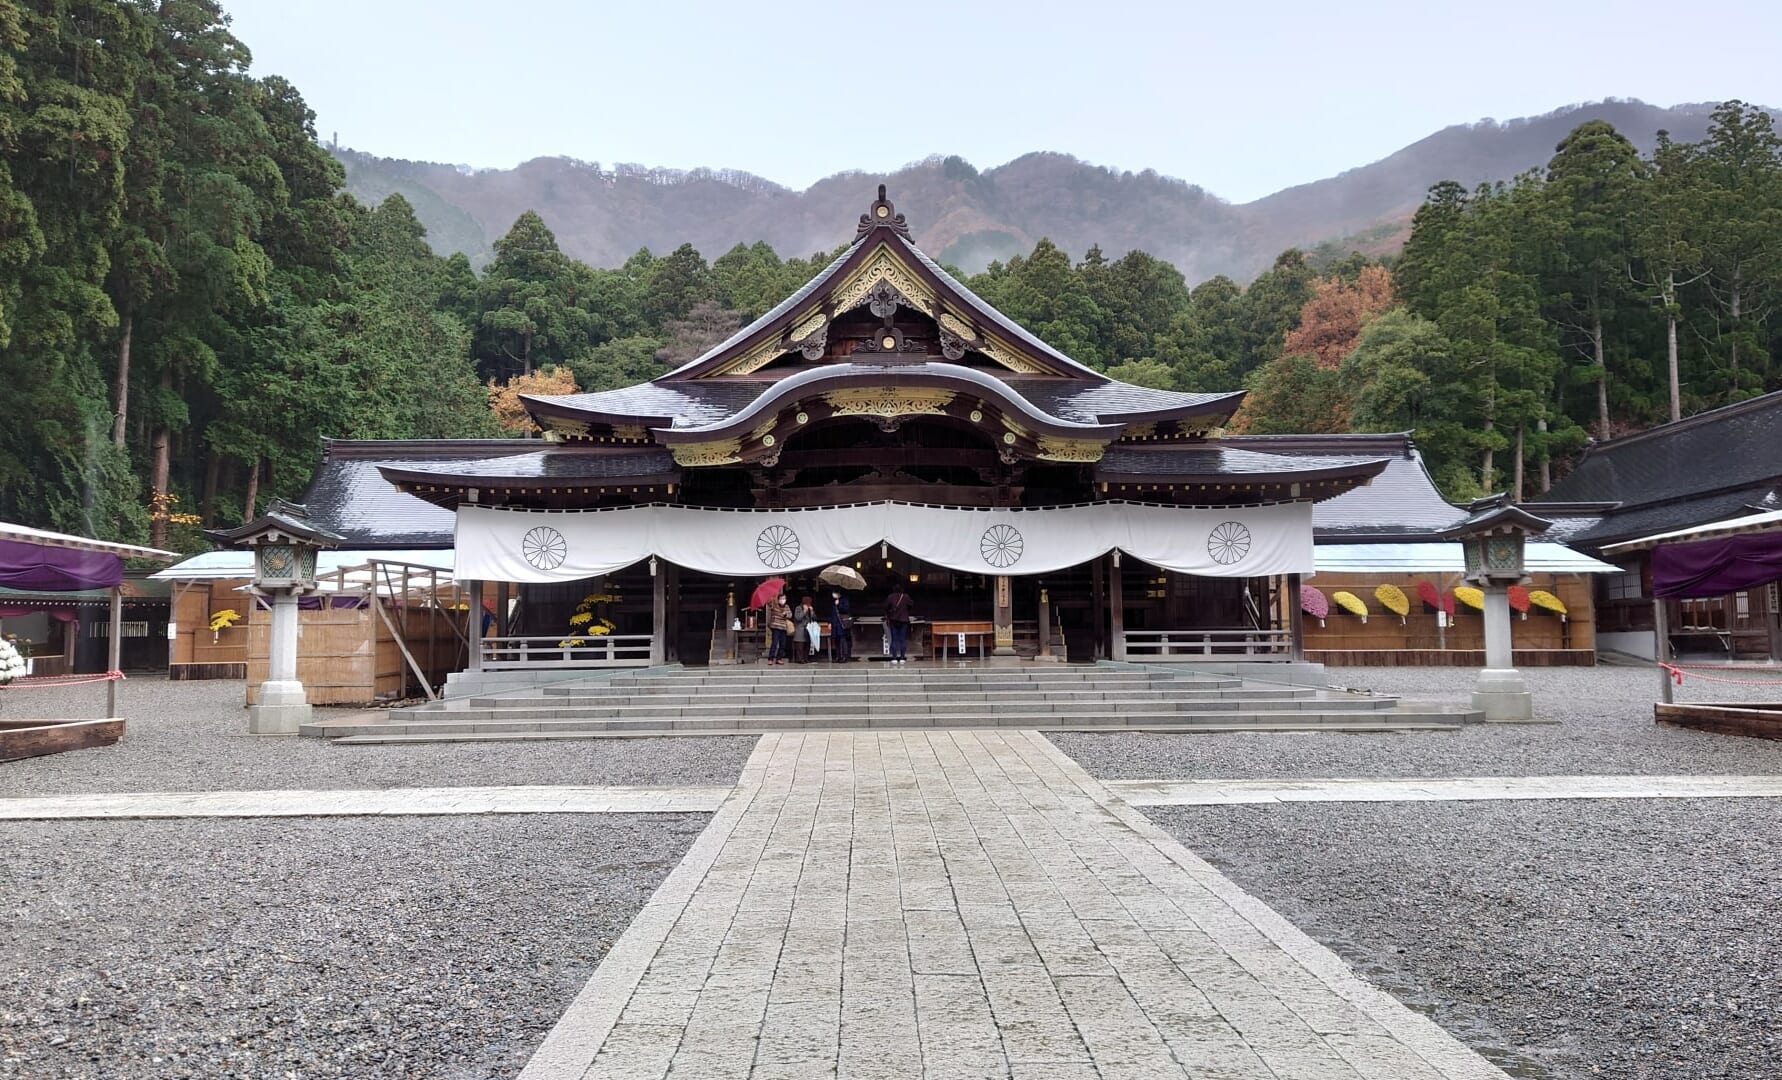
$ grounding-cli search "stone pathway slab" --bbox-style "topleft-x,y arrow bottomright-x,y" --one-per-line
1108,774 -> 1782,806
0,784 -> 730,820
520,732 -> 1509,1080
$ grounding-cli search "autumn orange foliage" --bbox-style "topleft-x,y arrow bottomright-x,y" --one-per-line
488,368 -> 578,434
1281,266 -> 1395,369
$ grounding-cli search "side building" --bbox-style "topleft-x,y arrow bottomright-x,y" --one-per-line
1536,390 -> 1782,662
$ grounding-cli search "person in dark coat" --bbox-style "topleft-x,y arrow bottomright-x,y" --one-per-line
828,590 -> 853,663
885,585 -> 913,664
792,595 -> 815,663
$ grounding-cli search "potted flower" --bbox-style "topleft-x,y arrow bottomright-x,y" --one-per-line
1300,584 -> 1329,628
1331,590 -> 1369,624
0,636 -> 26,686
1374,584 -> 1409,625
3,632 -> 31,677
208,608 -> 242,644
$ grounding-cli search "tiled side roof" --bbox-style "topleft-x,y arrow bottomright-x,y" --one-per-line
527,381 -> 765,429
1004,380 -> 1244,424
1222,433 -> 1466,539
1553,483 -> 1782,549
1541,391 -> 1782,508
380,448 -> 677,483
1098,446 -> 1384,480
303,440 -> 540,547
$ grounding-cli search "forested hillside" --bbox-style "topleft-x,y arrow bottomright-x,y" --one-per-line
2,3 -> 1778,552
335,100 -> 1743,282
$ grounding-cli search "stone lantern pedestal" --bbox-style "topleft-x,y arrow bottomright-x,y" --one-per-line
1441,496 -> 1554,724
207,501 -> 342,735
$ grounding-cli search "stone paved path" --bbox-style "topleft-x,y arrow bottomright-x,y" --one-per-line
0,784 -> 729,819
1109,773 -> 1782,806
521,731 -> 1509,1080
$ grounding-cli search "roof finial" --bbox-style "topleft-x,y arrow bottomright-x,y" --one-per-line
857,185 -> 912,240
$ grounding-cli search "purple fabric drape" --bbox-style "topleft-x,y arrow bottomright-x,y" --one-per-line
1652,534 -> 1782,598
0,538 -> 124,590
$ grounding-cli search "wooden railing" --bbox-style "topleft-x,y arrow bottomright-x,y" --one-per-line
480,634 -> 654,670
1121,628 -> 1295,660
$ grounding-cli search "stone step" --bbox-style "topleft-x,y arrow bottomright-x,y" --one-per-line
573,677 -> 1226,695
322,710 -> 1470,742
466,691 -> 1318,716
424,694 -> 1395,722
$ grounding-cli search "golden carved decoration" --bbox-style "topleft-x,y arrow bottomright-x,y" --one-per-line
1121,422 -> 1156,440
670,438 -> 743,467
609,423 -> 648,442
1036,435 -> 1108,463
821,387 -> 955,418
748,418 -> 779,443
791,310 -> 826,342
939,312 -> 976,340
831,247 -> 935,316
723,334 -> 791,376
979,335 -> 1051,375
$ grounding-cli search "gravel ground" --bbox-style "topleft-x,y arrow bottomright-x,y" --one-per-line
1053,665 -> 1782,780
0,679 -> 757,796
0,812 -> 707,1079
1147,798 -> 1782,1080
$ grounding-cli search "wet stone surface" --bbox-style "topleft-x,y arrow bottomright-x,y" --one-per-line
0,813 -> 709,1079
1144,797 -> 1782,1080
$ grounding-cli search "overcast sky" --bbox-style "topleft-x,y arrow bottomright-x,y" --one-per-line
225,0 -> 1782,204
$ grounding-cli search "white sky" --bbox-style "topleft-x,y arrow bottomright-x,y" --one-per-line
225,0 -> 1782,204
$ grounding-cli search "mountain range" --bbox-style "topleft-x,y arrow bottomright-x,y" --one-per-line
335,99 -> 1764,284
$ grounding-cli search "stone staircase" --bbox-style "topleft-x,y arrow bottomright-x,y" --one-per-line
300,664 -> 1479,743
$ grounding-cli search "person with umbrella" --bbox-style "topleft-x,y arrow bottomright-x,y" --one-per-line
817,564 -> 864,664
827,589 -> 853,663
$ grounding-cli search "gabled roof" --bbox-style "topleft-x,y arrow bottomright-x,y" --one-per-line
520,187 -> 1249,444
302,440 -> 542,548
1536,390 -> 1782,550
1221,433 -> 1467,540
1542,390 -> 1782,508
660,185 -> 1100,382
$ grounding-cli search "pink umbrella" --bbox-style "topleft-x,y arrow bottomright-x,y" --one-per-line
748,576 -> 788,610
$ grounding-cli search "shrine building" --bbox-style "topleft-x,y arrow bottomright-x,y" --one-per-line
367,187 -> 1396,675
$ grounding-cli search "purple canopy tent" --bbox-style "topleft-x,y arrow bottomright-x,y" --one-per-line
1603,509 -> 1782,703
0,522 -> 177,718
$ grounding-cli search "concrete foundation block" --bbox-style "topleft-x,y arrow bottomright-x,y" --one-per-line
1471,668 -> 1542,723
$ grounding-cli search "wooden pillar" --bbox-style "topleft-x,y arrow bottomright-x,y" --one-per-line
664,561 -> 681,664
1108,554 -> 1126,661
106,585 -> 123,719
1769,584 -> 1781,663
724,587 -> 738,663
992,574 -> 1016,656
1091,556 -> 1106,660
1287,573 -> 1306,661
1654,594 -> 1673,704
650,560 -> 667,666
1037,587 -> 1053,659
465,579 -> 483,671
495,581 -> 510,637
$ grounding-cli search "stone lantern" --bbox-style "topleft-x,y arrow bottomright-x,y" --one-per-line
208,500 -> 342,733
1440,495 -> 1552,722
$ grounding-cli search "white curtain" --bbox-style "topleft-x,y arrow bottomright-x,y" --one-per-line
454,501 -> 1313,583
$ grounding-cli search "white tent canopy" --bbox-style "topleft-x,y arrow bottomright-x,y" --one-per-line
153,548 -> 453,583
0,520 -> 176,560
1601,507 -> 1782,555
1314,542 -> 1620,575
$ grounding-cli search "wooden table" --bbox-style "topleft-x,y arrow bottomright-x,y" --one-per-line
930,620 -> 995,661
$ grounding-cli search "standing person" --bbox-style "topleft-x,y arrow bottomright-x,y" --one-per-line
766,593 -> 793,665
885,584 -> 913,664
828,590 -> 853,663
792,596 -> 815,664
